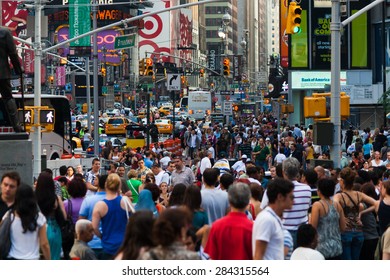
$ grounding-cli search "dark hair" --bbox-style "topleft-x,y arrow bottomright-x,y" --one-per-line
143,183 -> 160,202
59,165 -> 68,176
296,224 -> 318,248
14,183 -> 39,233
35,173 -> 57,217
340,167 -> 356,190
202,168 -> 219,186
360,182 -> 379,200
303,169 -> 318,186
250,183 -> 264,202
275,164 -> 283,178
73,173 -> 84,181
183,185 -> 202,211
98,175 -> 108,190
317,178 -> 336,198
153,207 -> 192,247
1,171 -> 21,186
67,178 -> 87,198
168,183 -> 186,207
267,178 -> 294,204
116,211 -> 155,259
144,173 -> 155,184
219,173 -> 234,191
35,173 -> 65,225
57,176 -> 68,185
246,166 -> 258,177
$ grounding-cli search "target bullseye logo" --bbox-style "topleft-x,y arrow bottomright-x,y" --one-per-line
139,14 -> 163,39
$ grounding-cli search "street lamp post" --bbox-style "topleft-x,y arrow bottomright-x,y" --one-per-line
218,11 -> 231,125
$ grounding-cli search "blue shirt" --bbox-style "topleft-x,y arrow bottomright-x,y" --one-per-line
79,191 -> 106,249
144,157 -> 153,169
101,196 -> 128,255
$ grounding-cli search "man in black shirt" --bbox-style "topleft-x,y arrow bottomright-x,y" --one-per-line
0,171 -> 21,219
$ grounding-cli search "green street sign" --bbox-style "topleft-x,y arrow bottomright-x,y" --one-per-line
114,34 -> 136,49
102,86 -> 108,95
230,83 -> 240,89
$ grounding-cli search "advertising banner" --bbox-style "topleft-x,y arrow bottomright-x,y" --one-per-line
69,0 -> 90,47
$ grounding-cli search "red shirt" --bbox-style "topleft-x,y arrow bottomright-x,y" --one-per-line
204,212 -> 253,260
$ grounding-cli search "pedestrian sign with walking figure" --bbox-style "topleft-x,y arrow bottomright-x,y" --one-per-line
39,109 -> 55,125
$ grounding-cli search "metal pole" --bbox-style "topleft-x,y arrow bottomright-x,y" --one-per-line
86,57 -> 91,132
330,0 -> 341,168
33,0 -> 42,178
383,0 -> 387,124
92,1 -> 99,157
172,90 -> 175,139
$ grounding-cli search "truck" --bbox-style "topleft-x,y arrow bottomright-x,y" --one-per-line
187,90 -> 212,120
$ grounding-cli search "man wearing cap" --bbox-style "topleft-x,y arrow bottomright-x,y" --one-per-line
231,155 -> 248,178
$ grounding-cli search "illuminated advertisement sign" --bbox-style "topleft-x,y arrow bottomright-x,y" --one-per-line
55,25 -> 124,65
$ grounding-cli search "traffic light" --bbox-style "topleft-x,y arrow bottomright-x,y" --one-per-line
303,96 -> 326,118
48,75 -> 54,85
139,58 -> 145,76
286,2 -> 302,34
340,92 -> 350,119
101,67 -> 106,77
199,68 -> 204,77
223,58 -> 230,76
145,58 -> 154,76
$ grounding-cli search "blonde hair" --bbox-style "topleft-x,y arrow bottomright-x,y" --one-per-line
127,169 -> 138,179
105,173 -> 121,192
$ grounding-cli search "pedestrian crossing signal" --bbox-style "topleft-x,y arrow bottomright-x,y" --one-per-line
40,109 -> 55,125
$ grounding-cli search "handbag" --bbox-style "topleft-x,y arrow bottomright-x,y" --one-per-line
0,210 -> 14,260
61,199 -> 75,257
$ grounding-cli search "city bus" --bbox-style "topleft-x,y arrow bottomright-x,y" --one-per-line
0,94 -> 76,159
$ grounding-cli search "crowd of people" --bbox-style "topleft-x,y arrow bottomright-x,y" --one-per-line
1,113 -> 390,260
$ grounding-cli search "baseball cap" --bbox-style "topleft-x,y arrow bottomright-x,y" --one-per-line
241,155 -> 248,159
266,137 -> 270,141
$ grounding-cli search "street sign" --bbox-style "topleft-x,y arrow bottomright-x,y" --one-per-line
167,74 -> 181,90
220,90 -> 233,95
230,83 -> 240,89
114,34 -> 136,49
223,101 -> 233,116
102,86 -> 108,95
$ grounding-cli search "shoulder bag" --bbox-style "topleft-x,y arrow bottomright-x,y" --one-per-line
0,210 -> 14,260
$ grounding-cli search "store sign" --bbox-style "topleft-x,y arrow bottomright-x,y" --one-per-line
291,71 -> 347,89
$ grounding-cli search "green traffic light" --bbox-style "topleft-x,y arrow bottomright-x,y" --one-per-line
293,26 -> 301,34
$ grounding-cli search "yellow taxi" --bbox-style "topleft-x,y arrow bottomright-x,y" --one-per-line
155,119 -> 173,134
158,106 -> 171,117
138,109 -> 147,118
105,117 -> 130,135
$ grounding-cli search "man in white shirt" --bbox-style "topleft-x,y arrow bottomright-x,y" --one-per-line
231,155 -> 247,177
199,151 -> 212,175
253,178 -> 295,260
151,163 -> 165,186
160,151 -> 171,170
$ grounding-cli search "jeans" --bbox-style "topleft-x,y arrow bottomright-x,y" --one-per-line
341,231 -> 364,260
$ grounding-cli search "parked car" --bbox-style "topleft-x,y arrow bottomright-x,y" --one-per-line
105,117 -> 130,135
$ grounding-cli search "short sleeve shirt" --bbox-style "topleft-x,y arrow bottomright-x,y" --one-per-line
252,207 -> 284,260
